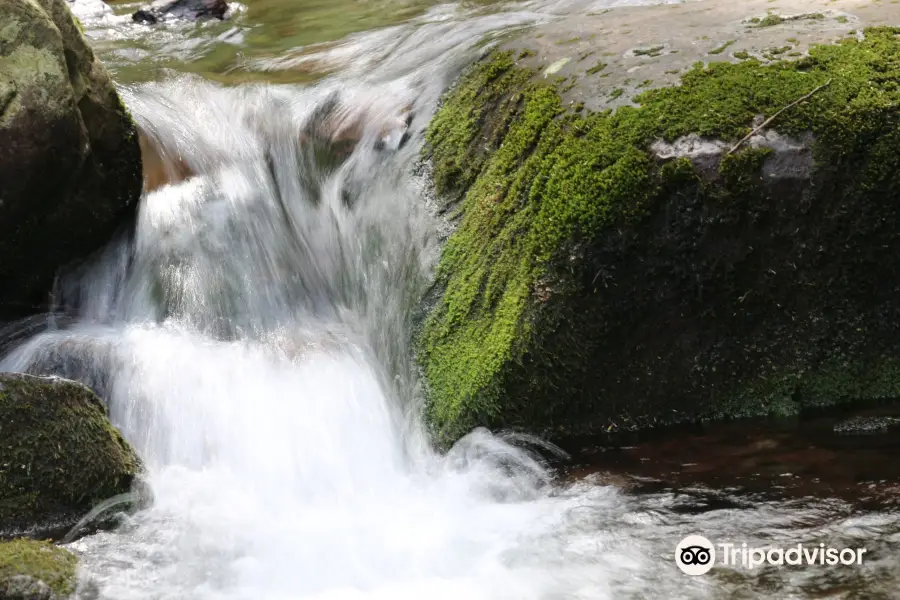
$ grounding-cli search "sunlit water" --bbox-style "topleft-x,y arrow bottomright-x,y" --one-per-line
2,0 -> 899,597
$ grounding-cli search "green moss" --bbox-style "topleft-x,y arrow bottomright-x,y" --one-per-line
586,61 -> 607,75
753,12 -> 825,28
763,45 -> 792,60
716,357 -> 900,421
608,87 -> 624,100
517,49 -> 535,60
0,539 -> 77,598
733,50 -> 751,60
708,40 -> 735,55
422,28 -> 900,442
756,14 -> 784,27
0,374 -> 141,535
425,53 -> 534,202
634,45 -> 665,57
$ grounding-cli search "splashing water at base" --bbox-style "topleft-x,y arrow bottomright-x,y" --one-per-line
0,36 -> 652,598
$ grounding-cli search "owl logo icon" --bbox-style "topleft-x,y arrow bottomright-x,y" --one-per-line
675,535 -> 716,575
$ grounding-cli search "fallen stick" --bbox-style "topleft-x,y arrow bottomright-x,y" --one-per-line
727,78 -> 832,155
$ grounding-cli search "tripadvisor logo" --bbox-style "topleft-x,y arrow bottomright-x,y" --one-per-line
675,535 -> 716,575
675,535 -> 868,575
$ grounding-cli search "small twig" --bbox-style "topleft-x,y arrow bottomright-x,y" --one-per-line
727,78 -> 832,155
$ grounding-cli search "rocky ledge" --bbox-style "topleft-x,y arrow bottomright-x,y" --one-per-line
418,0 -> 900,444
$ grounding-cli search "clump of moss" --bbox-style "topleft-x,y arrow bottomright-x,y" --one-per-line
608,87 -> 624,100
709,40 -> 735,55
633,45 -> 665,57
517,48 -> 535,60
752,12 -> 825,28
421,28 -> 900,442
586,61 -> 607,75
733,50 -> 752,60
425,53 -> 536,202
0,374 -> 141,537
762,45 -> 793,60
0,539 -> 77,598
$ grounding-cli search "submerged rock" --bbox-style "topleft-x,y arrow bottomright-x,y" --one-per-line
0,0 -> 142,318
132,0 -> 228,24
0,539 -> 76,600
418,0 -> 900,444
0,374 -> 141,539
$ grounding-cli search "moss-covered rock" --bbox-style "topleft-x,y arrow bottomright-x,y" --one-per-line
0,0 -> 142,317
0,374 -> 141,539
419,26 -> 900,444
0,539 -> 76,600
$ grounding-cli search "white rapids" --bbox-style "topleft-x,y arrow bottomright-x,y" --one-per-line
0,39 -> 656,598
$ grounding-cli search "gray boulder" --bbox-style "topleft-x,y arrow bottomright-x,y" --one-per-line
0,0 -> 142,317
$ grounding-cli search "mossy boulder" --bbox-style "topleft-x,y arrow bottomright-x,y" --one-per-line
0,539 -> 76,600
0,0 -> 142,317
0,374 -> 141,539
418,24 -> 900,444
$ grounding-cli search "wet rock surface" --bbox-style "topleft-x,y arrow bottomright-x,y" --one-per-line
506,0 -> 889,112
0,0 -> 142,318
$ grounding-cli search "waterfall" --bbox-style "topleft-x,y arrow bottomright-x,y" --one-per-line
0,45 -> 648,597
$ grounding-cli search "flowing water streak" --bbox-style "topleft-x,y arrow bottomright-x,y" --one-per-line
0,11 -> 659,598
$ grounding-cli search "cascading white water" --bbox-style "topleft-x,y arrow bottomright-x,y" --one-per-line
0,30 -> 660,597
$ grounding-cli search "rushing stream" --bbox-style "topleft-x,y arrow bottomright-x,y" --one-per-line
1,0 -> 899,597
